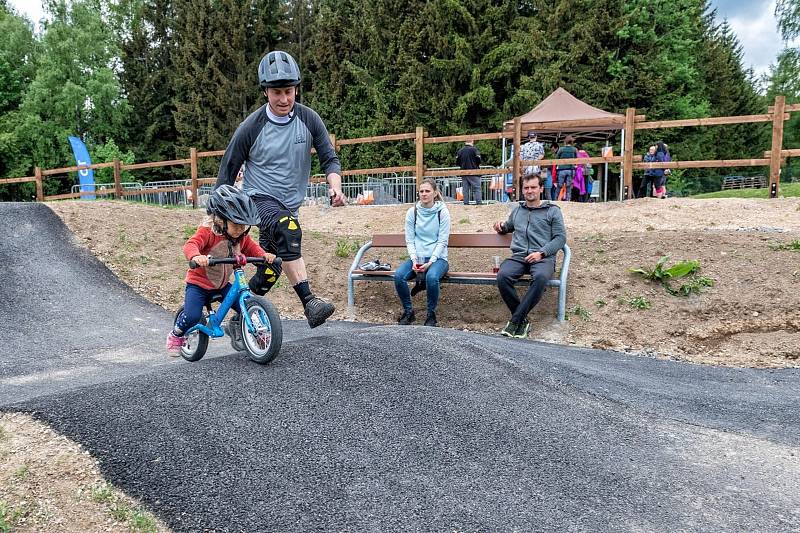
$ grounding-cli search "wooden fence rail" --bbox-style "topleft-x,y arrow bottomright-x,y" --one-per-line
0,95 -> 796,202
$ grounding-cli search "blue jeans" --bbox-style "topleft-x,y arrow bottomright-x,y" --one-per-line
174,282 -> 241,334
394,257 -> 449,315
557,170 -> 574,201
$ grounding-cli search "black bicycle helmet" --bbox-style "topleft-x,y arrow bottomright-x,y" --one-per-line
258,51 -> 301,89
207,185 -> 260,226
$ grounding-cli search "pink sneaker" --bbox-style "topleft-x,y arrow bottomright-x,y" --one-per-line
166,332 -> 185,355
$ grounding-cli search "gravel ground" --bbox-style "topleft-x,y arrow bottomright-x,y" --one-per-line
3,201 -> 800,531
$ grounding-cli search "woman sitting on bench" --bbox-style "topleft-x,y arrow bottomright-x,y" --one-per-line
394,178 -> 451,327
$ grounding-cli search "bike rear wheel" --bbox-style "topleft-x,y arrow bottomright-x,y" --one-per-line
174,306 -> 209,362
241,296 -> 282,364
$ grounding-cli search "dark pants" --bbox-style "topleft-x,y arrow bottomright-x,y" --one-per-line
496,257 -> 555,324
463,176 -> 482,204
639,175 -> 656,198
175,282 -> 241,334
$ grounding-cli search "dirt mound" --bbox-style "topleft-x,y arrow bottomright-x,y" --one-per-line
48,197 -> 800,368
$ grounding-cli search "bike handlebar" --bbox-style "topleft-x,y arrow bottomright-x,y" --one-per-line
189,256 -> 283,269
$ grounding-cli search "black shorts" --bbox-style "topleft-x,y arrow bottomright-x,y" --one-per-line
252,196 -> 303,261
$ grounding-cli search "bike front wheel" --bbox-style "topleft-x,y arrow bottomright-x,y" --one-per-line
241,296 -> 283,364
174,305 -> 209,362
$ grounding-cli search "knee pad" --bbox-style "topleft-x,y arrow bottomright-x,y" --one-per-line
248,262 -> 283,296
273,211 -> 303,261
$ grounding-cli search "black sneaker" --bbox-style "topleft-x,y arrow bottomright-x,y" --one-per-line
424,312 -> 438,327
226,314 -> 246,352
398,310 -> 416,325
514,319 -> 531,339
304,297 -> 335,328
501,321 -> 518,337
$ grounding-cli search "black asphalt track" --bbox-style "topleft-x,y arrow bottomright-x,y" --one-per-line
2,202 -> 799,532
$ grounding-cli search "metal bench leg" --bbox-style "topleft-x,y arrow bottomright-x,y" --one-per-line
347,276 -> 355,318
557,282 -> 566,321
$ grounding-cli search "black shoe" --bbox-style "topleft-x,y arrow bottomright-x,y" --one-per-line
304,297 -> 335,328
226,314 -> 246,352
424,312 -> 438,327
398,310 -> 416,325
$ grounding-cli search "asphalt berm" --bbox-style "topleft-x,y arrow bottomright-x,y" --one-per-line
2,202 -> 799,531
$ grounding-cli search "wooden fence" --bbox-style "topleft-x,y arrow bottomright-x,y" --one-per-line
1,96 -> 795,203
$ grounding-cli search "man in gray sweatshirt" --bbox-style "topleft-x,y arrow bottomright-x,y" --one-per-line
493,173 -> 567,338
215,50 -> 345,330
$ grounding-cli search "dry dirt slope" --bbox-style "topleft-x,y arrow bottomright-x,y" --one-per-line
48,197 -> 800,368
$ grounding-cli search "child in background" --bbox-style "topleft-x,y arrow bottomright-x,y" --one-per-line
166,185 -> 276,354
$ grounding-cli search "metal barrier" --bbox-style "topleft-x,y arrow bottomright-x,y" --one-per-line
125,179 -> 192,206
70,182 -> 144,198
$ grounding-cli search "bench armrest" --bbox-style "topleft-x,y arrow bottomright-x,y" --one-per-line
348,240 -> 374,278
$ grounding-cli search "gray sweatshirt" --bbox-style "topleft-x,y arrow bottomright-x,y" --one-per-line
215,103 -> 341,212
500,201 -> 566,259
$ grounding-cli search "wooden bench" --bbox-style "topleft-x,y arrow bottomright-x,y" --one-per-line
347,233 -> 571,321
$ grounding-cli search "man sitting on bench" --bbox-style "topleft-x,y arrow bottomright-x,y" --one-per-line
493,173 -> 567,338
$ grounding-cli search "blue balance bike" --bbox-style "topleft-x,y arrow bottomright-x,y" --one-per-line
174,255 -> 283,365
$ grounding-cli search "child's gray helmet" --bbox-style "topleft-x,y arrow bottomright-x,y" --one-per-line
207,185 -> 260,226
258,51 -> 301,89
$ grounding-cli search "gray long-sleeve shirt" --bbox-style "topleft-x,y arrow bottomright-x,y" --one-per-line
500,201 -> 567,259
215,103 -> 341,212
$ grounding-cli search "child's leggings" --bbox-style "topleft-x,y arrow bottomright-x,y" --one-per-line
174,282 -> 241,335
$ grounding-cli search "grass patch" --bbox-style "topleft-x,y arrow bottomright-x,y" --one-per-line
182,224 -> 196,239
691,182 -> 800,199
458,217 -> 470,224
109,502 -> 131,521
595,299 -> 607,307
769,239 -> 800,252
130,509 -> 158,533
91,483 -> 115,503
308,230 -> 325,241
334,239 -> 360,258
0,500 -> 32,532
13,465 -> 29,480
621,295 -> 652,310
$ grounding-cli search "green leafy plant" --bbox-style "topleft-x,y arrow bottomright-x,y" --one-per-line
130,509 -> 158,533
668,275 -> 715,296
630,256 -> 700,281
622,295 -> 652,310
630,256 -> 712,296
595,299 -> 607,307
91,483 -> 115,503
182,225 -> 196,239
769,239 -> 800,252
459,217 -> 470,224
567,305 -> 591,321
13,465 -> 29,480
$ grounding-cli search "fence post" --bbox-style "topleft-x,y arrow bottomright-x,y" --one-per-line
769,95 -> 785,198
415,126 -> 425,187
513,117 -> 521,200
34,167 -> 43,201
113,158 -> 122,199
190,147 -> 199,208
623,108 -> 636,199
329,133 -> 338,152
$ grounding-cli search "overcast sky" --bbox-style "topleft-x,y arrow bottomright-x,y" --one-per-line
7,0 -> 793,81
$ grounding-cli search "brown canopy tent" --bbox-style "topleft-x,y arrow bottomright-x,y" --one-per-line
501,88 -> 626,201
503,87 -> 624,142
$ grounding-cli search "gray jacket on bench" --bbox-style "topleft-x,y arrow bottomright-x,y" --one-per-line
499,201 -> 566,259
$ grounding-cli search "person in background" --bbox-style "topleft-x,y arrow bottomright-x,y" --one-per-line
572,142 -> 589,202
493,173 -> 566,338
520,131 -> 547,200
640,145 -> 664,198
549,142 -> 559,200
456,140 -> 482,205
556,136 -> 578,201
394,178 -> 451,327
654,141 -> 670,198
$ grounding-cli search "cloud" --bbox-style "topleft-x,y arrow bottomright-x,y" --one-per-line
711,0 -> 789,78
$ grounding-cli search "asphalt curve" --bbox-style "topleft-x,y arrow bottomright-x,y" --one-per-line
2,202 -> 799,532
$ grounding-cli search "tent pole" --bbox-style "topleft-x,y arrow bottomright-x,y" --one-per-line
604,140 -> 609,202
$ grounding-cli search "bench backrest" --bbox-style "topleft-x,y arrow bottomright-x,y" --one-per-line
372,233 -> 513,248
